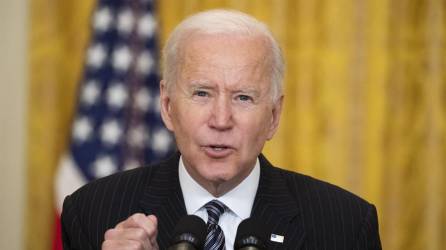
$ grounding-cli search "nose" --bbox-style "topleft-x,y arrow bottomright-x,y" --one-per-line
208,96 -> 233,130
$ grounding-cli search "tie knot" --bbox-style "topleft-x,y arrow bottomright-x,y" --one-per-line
204,199 -> 226,225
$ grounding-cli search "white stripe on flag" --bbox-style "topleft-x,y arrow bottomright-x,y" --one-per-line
55,154 -> 87,213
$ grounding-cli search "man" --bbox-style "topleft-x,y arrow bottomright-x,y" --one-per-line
62,9 -> 381,250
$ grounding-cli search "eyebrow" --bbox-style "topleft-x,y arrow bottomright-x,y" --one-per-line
188,80 -> 262,97
189,80 -> 214,89
235,89 -> 261,100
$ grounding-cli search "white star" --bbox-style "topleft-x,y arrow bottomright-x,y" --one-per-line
81,80 -> 100,106
151,129 -> 171,154
92,155 -> 117,178
106,83 -> 128,109
100,119 -> 122,145
112,46 -> 132,72
134,87 -> 152,111
137,13 -> 156,38
136,51 -> 154,75
87,43 -> 107,68
128,125 -> 148,148
117,8 -> 134,35
93,7 -> 113,32
72,117 -> 93,142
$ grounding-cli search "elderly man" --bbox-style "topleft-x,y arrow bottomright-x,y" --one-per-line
62,9 -> 381,250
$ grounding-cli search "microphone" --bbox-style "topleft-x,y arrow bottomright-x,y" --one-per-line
234,218 -> 268,250
168,215 -> 207,250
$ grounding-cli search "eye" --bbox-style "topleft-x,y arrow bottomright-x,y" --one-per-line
237,95 -> 252,102
194,90 -> 209,97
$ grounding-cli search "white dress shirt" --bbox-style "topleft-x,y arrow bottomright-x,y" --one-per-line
178,156 -> 260,250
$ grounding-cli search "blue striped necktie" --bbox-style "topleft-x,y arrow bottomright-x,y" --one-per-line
204,199 -> 226,250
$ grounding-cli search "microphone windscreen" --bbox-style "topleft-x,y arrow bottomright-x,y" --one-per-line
234,217 -> 269,250
171,215 -> 207,248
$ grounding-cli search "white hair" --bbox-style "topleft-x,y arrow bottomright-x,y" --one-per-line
162,9 -> 284,102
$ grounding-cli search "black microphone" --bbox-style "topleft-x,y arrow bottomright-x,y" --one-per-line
168,215 -> 207,250
234,218 -> 269,250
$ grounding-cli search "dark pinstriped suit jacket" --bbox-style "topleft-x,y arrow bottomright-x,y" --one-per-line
61,153 -> 381,249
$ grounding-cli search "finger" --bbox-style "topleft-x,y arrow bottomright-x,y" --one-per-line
115,213 -> 146,229
102,239 -> 146,250
104,228 -> 149,242
115,214 -> 158,239
130,214 -> 158,238
103,231 -> 160,250
104,228 -> 161,250
146,215 -> 158,243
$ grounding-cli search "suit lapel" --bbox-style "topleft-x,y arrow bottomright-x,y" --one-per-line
139,152 -> 187,249
138,153 -> 305,249
251,154 -> 305,250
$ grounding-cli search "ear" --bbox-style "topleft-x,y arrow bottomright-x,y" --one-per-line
159,80 -> 174,131
266,95 -> 284,140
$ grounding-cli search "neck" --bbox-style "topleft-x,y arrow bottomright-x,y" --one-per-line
185,165 -> 254,198
204,180 -> 238,197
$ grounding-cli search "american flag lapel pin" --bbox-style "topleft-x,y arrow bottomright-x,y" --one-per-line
270,233 -> 284,243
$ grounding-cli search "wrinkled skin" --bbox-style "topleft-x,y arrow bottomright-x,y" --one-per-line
160,33 -> 283,196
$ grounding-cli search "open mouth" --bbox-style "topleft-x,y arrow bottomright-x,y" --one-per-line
209,145 -> 229,151
203,144 -> 234,157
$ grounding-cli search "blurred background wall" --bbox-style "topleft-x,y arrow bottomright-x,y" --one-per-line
1,0 -> 445,249
0,0 -> 27,250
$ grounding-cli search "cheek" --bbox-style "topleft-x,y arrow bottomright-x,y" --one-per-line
172,106 -> 207,134
241,112 -> 272,137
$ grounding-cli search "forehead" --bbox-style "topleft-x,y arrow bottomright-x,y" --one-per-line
177,33 -> 272,85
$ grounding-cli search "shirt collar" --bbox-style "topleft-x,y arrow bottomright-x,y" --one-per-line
179,156 -> 260,220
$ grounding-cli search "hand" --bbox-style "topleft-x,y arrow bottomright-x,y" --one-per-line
102,213 -> 159,250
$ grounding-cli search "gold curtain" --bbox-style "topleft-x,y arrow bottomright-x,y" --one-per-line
27,0 -> 445,249
26,0 -> 95,249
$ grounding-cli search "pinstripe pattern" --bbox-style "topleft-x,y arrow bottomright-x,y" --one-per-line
204,200 -> 226,250
61,152 -> 381,249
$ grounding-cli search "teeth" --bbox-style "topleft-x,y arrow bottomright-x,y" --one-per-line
211,146 -> 225,151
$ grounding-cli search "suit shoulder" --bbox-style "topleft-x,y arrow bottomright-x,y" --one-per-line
277,166 -> 371,206
271,166 -> 376,229
272,167 -> 381,248
259,155 -> 371,209
64,162 -> 165,226
72,164 -> 155,200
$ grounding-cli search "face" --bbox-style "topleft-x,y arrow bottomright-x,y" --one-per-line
160,33 -> 283,196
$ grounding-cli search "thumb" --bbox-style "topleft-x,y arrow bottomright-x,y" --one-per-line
147,214 -> 157,226
147,215 -> 158,244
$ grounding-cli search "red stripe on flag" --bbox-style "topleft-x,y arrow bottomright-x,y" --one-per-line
52,212 -> 62,250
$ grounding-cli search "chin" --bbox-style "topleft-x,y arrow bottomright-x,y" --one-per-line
200,168 -> 233,182
203,169 -> 229,179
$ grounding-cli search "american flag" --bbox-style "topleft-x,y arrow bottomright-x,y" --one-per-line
53,0 -> 174,248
